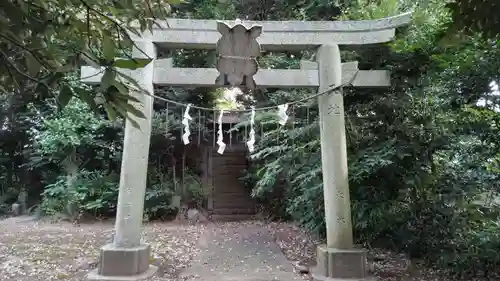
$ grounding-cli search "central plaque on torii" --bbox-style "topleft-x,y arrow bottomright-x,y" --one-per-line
215,19 -> 262,89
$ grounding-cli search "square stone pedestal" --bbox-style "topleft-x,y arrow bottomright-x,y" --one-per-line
312,245 -> 375,281
87,243 -> 158,281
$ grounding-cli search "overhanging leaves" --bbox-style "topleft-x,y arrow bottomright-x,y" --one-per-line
0,0 -> 173,121
446,0 -> 500,37
113,58 -> 152,69
57,84 -> 74,109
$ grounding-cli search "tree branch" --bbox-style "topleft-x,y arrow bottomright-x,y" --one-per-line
0,49 -> 50,92
78,0 -> 153,60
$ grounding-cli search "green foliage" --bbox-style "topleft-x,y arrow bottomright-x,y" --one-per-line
342,0 -> 401,20
41,168 -> 184,220
240,0 -> 500,276
40,170 -> 119,218
31,83 -> 208,221
30,98 -> 115,163
447,0 -> 500,37
183,173 -> 206,209
1,0 -> 177,122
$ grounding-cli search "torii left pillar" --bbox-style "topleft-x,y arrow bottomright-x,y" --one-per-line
87,39 -> 164,280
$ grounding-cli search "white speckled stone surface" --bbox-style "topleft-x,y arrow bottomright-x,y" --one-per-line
81,59 -> 390,88
126,13 -> 412,50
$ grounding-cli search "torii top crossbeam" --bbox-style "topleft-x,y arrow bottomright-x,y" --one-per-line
130,12 -> 412,50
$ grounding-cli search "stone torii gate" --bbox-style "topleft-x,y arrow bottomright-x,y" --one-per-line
81,13 -> 411,281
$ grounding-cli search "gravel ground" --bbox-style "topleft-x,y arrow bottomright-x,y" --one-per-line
0,217 -> 494,281
0,217 -> 204,281
265,222 -> 494,281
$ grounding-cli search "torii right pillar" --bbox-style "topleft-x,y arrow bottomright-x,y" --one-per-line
313,44 -> 371,281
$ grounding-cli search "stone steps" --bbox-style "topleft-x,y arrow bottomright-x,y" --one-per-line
213,199 -> 255,206
213,188 -> 251,194
213,195 -> 254,202
213,207 -> 256,215
210,213 -> 255,221
213,197 -> 255,208
211,190 -> 257,221
209,148 -> 254,221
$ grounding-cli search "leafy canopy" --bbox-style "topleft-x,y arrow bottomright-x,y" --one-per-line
446,0 -> 500,37
0,0 -> 179,124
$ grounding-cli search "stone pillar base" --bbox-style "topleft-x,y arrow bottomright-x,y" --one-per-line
312,245 -> 374,281
87,243 -> 158,281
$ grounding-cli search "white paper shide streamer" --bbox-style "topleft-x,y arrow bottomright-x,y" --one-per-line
246,107 -> 256,153
277,103 -> 289,125
182,104 -> 192,145
216,110 -> 226,154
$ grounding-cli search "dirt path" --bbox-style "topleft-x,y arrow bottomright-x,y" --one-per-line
181,223 -> 302,281
0,217 -> 304,281
0,217 -> 491,281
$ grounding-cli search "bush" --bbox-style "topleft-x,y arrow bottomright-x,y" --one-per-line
144,167 -> 178,221
440,214 -> 500,276
183,173 -> 205,209
0,202 -> 9,216
39,168 -> 200,221
40,170 -> 119,219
